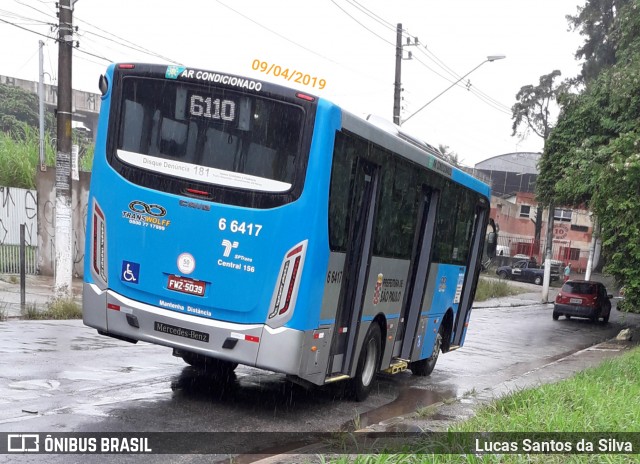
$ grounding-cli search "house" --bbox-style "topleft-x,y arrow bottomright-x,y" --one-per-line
475,152 -> 598,272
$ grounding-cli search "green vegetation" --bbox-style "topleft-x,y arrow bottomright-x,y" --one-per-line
0,83 -> 53,134
0,123 -> 94,188
474,278 -> 527,302
0,126 -> 55,189
20,297 -> 82,320
535,0 -> 640,313
454,350 -> 640,434
325,347 -> 640,463
0,83 -> 94,188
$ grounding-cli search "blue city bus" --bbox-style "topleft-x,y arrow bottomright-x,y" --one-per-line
84,63 -> 495,400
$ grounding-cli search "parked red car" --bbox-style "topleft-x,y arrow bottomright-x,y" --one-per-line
553,280 -> 612,323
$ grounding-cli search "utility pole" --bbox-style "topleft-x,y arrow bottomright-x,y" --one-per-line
393,23 -> 418,125
585,215 -> 598,281
393,23 -> 403,125
38,40 -> 46,171
541,205 -> 555,303
55,0 -> 75,296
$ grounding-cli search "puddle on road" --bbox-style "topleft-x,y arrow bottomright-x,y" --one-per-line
341,386 -> 457,431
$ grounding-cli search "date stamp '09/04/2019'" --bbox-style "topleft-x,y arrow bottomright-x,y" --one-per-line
251,59 -> 327,90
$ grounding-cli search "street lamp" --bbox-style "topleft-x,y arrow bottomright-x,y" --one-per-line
401,55 -> 506,125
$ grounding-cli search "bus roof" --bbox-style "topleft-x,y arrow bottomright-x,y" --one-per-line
339,109 -> 491,197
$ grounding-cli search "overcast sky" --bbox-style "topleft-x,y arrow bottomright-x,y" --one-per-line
0,0 -> 586,167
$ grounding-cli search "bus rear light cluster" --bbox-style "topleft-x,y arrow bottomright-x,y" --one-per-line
92,201 -> 108,285
267,240 -> 307,328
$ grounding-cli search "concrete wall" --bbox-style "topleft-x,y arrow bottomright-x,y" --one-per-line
36,169 -> 90,277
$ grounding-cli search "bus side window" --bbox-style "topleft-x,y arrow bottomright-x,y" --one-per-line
328,132 -> 359,252
373,156 -> 417,259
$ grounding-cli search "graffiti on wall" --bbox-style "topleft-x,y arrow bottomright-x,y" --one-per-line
39,178 -> 89,277
0,186 -> 38,246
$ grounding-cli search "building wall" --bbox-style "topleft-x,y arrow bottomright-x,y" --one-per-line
36,169 -> 90,277
490,194 -> 595,271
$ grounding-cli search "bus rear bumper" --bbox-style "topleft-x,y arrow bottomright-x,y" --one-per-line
82,283 -> 304,375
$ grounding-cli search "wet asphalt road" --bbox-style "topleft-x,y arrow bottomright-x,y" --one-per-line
1,295 -> 639,460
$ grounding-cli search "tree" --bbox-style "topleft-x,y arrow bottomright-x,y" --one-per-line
0,83 -> 55,136
567,0 -> 631,82
537,0 -> 640,312
438,144 -> 461,167
0,84 -> 39,133
511,70 -> 565,141
511,70 -> 567,301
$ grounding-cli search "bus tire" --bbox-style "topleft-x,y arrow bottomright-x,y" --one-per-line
410,326 -> 443,377
180,352 -> 238,378
351,323 -> 381,402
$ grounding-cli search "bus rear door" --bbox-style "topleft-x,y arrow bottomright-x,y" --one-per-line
328,158 -> 380,378
395,187 -> 439,360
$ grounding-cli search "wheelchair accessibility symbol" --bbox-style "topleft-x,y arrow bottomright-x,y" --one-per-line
121,261 -> 140,284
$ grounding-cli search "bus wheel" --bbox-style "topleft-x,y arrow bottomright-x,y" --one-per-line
180,352 -> 238,378
351,323 -> 381,402
410,326 -> 443,377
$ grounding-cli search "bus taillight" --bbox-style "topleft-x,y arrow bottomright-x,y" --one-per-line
91,200 -> 108,285
267,240 -> 308,328
295,92 -> 315,102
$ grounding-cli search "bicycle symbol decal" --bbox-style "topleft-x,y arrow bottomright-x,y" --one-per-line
121,261 -> 140,284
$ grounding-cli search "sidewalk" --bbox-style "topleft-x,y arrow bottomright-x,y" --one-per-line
0,274 -> 83,319
472,291 -> 555,309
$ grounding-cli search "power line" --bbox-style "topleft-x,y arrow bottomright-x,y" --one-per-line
0,16 -> 55,40
12,0 -> 57,20
215,0 -> 340,66
79,29 -> 155,61
329,0 -> 394,46
73,14 -> 181,64
213,0 -> 391,88
74,44 -> 111,63
343,0 -> 396,33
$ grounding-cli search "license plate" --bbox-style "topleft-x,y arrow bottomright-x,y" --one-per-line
570,298 -> 582,304
167,275 -> 205,297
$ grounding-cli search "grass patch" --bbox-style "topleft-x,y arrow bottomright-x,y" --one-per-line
474,278 -> 528,302
0,123 -> 93,189
20,298 -> 82,320
326,348 -> 640,463
453,349 -> 640,433
414,404 -> 440,419
20,302 -> 40,319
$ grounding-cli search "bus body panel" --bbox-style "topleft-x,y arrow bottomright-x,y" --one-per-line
84,67 -> 341,379
418,263 -> 465,360
83,62 -> 491,395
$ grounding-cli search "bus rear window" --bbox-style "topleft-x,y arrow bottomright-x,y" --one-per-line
115,77 -> 304,192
